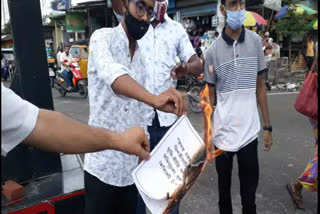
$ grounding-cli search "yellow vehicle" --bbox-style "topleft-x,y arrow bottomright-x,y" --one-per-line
69,45 -> 89,79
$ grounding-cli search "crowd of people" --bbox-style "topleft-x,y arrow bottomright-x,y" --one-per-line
1,0 -> 317,213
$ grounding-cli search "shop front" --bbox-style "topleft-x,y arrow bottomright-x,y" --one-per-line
176,0 -> 217,33
175,0 -> 217,49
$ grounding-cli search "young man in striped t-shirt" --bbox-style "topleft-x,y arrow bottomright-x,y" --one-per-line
204,0 -> 272,213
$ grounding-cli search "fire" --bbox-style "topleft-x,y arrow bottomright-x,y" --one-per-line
163,84 -> 224,213
200,84 -> 224,173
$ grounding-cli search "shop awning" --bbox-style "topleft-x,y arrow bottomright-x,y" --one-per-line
181,3 -> 217,18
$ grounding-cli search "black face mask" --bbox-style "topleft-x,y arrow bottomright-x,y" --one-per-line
125,10 -> 150,40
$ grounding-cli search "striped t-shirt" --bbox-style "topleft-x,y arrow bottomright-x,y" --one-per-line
204,26 -> 267,152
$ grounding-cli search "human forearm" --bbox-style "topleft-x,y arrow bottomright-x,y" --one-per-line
112,74 -> 185,116
24,109 -> 120,154
112,74 -> 157,107
257,76 -> 271,126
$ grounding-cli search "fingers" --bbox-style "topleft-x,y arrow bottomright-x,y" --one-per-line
170,70 -> 177,80
137,128 -> 151,160
170,88 -> 183,116
137,148 -> 151,161
264,139 -> 272,151
170,64 -> 186,80
171,66 -> 178,80
165,88 -> 180,115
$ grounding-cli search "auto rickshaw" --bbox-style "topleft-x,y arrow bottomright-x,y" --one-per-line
69,45 -> 89,79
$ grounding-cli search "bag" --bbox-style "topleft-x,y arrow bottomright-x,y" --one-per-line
294,71 -> 318,120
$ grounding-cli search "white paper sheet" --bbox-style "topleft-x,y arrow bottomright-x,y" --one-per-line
132,116 -> 204,214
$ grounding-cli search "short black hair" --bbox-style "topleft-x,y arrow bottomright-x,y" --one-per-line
221,0 -> 226,5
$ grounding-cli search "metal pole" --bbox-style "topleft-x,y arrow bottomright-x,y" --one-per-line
3,0 -> 62,184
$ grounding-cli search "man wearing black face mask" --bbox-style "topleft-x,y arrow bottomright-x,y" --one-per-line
84,0 -> 187,213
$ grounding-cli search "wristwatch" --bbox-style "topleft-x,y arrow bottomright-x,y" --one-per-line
263,126 -> 272,133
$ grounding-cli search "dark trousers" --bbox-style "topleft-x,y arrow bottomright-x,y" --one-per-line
306,56 -> 314,70
215,139 -> 259,214
136,112 -> 179,214
61,70 -> 72,87
84,171 -> 138,214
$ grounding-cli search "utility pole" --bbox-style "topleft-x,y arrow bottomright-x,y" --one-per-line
3,0 -> 61,184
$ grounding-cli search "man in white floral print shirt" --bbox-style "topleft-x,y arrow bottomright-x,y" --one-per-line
84,0 -> 186,213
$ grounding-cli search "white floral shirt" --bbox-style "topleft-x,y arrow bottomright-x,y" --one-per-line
84,24 -> 149,187
139,14 -> 196,127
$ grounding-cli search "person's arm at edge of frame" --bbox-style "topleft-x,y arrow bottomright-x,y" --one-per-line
24,109 -> 151,160
256,74 -> 272,151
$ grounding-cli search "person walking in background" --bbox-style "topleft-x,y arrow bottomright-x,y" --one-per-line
56,46 -> 63,70
1,53 -> 8,81
286,41 -> 318,210
305,36 -> 315,70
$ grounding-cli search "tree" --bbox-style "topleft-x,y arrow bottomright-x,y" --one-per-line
275,0 -> 309,72
1,21 -> 12,34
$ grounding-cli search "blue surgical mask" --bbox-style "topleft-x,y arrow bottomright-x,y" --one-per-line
226,9 -> 246,30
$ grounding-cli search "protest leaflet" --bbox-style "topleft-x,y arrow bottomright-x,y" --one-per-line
132,116 -> 205,214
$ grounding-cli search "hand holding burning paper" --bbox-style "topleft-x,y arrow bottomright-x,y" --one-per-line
132,85 -> 223,214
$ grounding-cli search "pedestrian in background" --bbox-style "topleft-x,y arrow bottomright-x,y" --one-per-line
286,42 -> 318,210
305,36 -> 315,70
56,46 -> 63,70
1,53 -> 8,81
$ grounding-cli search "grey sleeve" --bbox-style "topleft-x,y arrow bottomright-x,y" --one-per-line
257,36 -> 268,75
204,48 -> 217,85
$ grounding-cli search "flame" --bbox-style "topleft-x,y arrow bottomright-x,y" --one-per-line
200,84 -> 224,173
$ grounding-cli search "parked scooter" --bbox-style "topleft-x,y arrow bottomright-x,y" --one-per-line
53,61 -> 88,98
186,74 -> 206,113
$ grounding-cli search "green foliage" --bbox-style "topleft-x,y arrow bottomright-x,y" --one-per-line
275,0 -> 310,38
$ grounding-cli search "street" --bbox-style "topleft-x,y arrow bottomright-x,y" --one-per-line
49,86 -> 317,214
3,81 -> 317,214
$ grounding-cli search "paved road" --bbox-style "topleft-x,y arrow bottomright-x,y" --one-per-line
3,81 -> 317,214
50,87 -> 317,214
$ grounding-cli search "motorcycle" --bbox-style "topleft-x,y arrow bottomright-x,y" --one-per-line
186,74 -> 206,113
53,61 -> 88,98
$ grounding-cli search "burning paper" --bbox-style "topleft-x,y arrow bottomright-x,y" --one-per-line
132,85 -> 223,214
132,116 -> 205,213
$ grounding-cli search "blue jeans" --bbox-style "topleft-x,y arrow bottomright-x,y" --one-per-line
136,112 -> 179,214
61,70 -> 72,87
